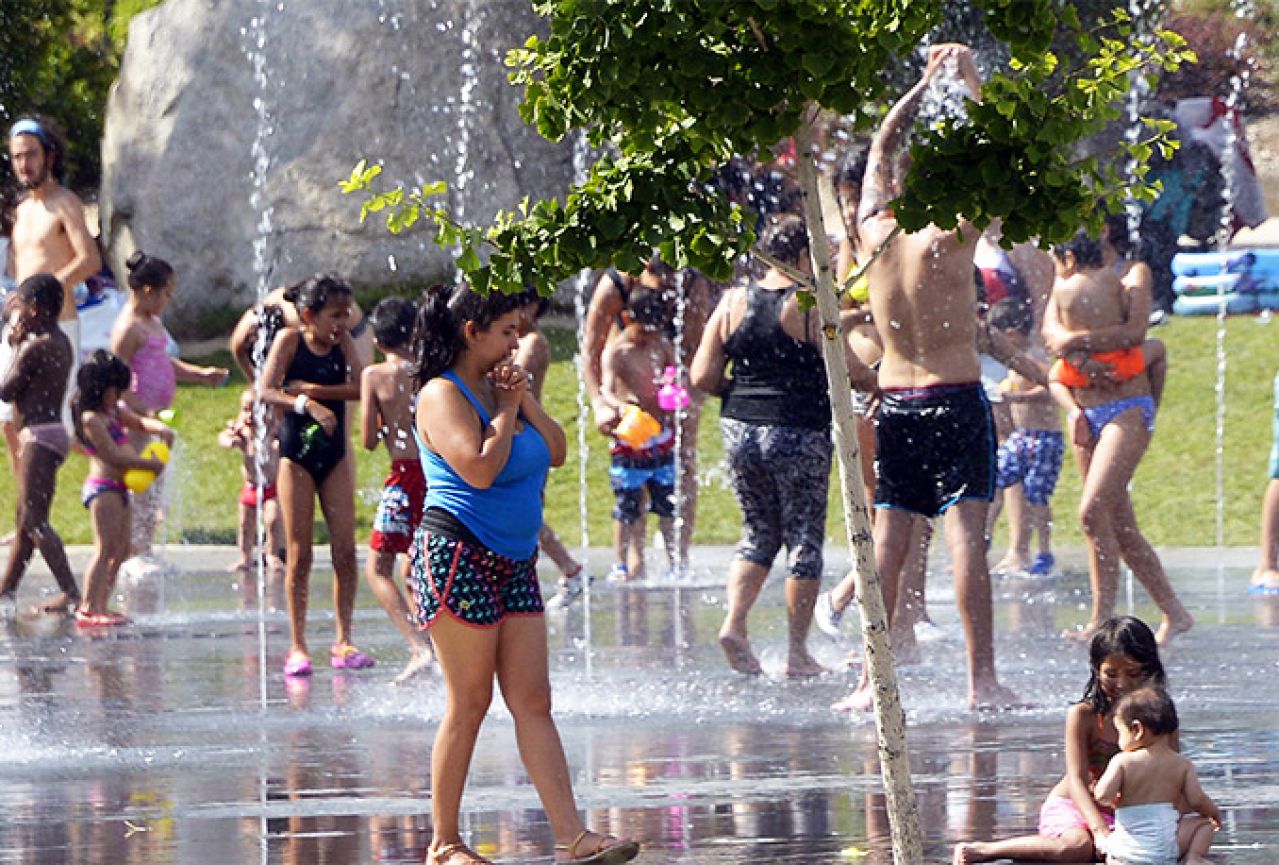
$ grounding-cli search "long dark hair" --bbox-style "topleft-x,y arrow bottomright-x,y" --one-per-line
1080,616 -> 1167,715
72,350 -> 132,448
125,249 -> 175,292
411,283 -> 524,388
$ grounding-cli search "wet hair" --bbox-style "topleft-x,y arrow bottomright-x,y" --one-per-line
1052,229 -> 1105,270
1103,212 -> 1135,258
1081,616 -> 1167,715
988,297 -> 1032,334
16,273 -> 63,319
369,296 -> 416,350
1115,687 -> 1179,737
125,250 -> 175,292
411,283 -> 525,387
72,350 -> 133,448
836,147 -> 869,200
759,213 -> 809,268
282,274 -> 354,320
627,284 -> 668,328
515,288 -> 551,319
8,115 -> 67,183
253,302 -> 288,367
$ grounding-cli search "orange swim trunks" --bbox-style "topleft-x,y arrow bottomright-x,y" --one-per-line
1053,347 -> 1145,389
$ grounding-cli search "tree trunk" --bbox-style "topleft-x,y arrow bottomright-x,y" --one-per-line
793,114 -> 922,865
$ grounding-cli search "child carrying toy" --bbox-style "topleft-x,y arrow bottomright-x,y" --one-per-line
72,350 -> 172,626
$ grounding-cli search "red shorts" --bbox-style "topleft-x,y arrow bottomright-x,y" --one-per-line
370,460 -> 427,555
239,481 -> 278,508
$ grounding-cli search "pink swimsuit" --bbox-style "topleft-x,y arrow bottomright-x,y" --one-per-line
131,330 -> 175,411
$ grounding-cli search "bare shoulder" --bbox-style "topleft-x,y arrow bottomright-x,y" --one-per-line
49,186 -> 87,218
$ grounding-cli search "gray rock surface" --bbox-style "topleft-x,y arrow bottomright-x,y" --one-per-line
100,0 -> 571,333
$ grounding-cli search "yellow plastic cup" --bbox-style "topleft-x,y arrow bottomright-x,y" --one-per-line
615,405 -> 661,448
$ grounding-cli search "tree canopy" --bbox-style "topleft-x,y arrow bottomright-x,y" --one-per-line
347,1 -> 1193,295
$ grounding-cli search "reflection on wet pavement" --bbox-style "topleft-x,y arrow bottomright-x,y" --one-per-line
0,552 -> 1275,863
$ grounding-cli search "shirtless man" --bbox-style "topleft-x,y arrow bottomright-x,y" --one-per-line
835,44 -> 1017,712
7,117 -> 100,390
0,275 -> 79,617
1043,230 -> 1193,645
582,257 -> 713,572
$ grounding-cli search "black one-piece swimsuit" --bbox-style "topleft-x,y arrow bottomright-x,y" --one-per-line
279,341 -> 347,485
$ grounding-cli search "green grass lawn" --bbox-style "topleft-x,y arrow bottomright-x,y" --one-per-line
9,316 -> 1277,548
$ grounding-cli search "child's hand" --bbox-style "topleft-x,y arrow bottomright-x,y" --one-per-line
593,400 -> 620,435
156,426 -> 176,446
307,401 -> 338,436
203,366 -> 230,387
1069,409 -> 1092,448
146,458 -> 167,476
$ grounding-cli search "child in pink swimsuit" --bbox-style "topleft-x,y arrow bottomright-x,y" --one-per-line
110,251 -> 227,556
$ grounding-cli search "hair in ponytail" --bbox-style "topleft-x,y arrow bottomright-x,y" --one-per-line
412,283 -> 524,388
125,250 -> 175,292
282,273 -> 353,319
72,350 -> 132,448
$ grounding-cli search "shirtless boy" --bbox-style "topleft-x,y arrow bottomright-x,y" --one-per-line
834,43 -> 1017,712
0,274 -> 79,616
219,388 -> 284,606
1043,231 -> 1193,644
360,297 -> 434,684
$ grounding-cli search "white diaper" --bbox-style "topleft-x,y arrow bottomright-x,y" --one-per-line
1106,802 -> 1180,865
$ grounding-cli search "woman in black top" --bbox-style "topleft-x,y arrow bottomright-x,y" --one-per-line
692,214 -> 877,678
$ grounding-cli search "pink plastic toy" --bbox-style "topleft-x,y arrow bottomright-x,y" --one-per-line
657,366 -> 690,412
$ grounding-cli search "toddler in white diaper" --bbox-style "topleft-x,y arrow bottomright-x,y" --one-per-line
1095,687 -> 1220,865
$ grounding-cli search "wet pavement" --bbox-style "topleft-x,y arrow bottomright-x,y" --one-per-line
0,545 -> 1276,863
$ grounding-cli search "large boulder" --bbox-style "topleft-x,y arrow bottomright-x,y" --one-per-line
100,0 -> 572,334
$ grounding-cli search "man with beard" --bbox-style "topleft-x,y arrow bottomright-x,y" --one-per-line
5,116 -> 99,436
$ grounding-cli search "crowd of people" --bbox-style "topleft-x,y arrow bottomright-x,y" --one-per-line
0,42 -> 1256,865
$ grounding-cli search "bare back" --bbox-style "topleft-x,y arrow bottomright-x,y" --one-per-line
362,358 -> 419,462
1102,743 -> 1194,808
861,214 -> 982,387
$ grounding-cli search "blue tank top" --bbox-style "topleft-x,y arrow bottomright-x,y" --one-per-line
419,370 -> 550,560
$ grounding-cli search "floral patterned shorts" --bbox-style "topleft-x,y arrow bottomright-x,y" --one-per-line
409,527 -> 542,629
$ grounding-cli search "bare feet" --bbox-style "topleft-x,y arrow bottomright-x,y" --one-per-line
784,651 -> 826,679
990,553 -> 1031,575
227,560 -> 252,574
1251,567 -> 1279,591
1062,622 -> 1099,644
1155,612 -> 1194,645
392,649 -> 435,685
718,630 -> 762,675
952,842 -> 974,865
40,593 -> 80,615
969,680 -> 1024,711
831,683 -> 874,713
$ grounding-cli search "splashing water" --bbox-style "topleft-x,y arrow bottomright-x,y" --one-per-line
449,1 -> 482,279
917,53 -> 971,130
570,129 -> 594,674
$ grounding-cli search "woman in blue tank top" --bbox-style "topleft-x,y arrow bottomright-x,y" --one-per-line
408,284 -> 639,865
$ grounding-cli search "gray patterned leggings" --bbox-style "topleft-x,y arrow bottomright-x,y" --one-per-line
721,417 -> 831,580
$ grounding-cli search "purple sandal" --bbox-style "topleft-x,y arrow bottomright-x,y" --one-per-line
331,644 -> 375,670
283,652 -> 313,677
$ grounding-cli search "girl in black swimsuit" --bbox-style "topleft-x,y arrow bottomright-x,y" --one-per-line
260,275 -> 370,678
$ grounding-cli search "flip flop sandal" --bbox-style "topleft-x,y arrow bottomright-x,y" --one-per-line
557,830 -> 640,865
428,842 -> 492,865
74,610 -> 130,627
283,652 -> 313,677
330,644 -> 375,670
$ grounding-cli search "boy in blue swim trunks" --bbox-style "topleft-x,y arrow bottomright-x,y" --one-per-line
599,284 -> 678,582
988,299 -> 1063,577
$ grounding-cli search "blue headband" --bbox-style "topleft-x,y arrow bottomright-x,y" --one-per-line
8,119 -> 51,148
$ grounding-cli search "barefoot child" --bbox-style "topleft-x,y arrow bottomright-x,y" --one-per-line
1043,232 -> 1193,645
360,297 -> 434,684
953,616 -> 1167,864
988,298 -> 1063,577
111,250 -> 228,556
513,291 -> 589,609
0,274 -> 79,615
219,388 -> 284,603
1095,687 -> 1220,865
73,350 -> 172,626
599,284 -> 678,582
260,275 -> 369,677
